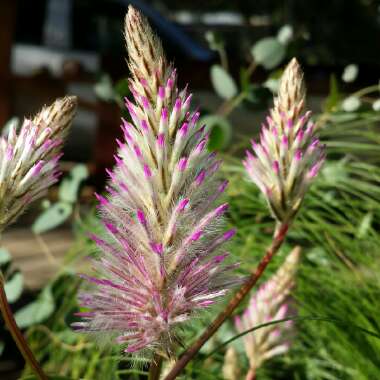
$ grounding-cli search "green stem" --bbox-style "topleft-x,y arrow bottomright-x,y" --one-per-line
351,84 -> 380,99
0,271 -> 48,380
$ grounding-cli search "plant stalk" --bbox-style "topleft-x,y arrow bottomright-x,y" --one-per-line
0,272 -> 48,380
163,223 -> 289,380
245,367 -> 256,380
148,353 -> 163,380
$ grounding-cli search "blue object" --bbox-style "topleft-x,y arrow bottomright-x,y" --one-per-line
112,0 -> 215,61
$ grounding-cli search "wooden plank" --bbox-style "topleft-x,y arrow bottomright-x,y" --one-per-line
1,228 -> 74,290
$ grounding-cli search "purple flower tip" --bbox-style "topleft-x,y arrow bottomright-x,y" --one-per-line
191,230 -> 202,241
137,209 -> 147,226
178,157 -> 188,171
157,133 -> 165,148
218,180 -> 229,193
95,192 -> 109,205
151,242 -> 163,256
158,86 -> 165,99
215,203 -> 229,216
177,198 -> 189,212
105,222 -> 118,234
224,229 -> 236,241
143,164 -> 152,178
273,161 -> 280,174
161,108 -> 168,120
175,98 -> 181,110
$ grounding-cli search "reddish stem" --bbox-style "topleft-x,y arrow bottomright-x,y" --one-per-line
0,272 -> 48,380
163,223 -> 289,380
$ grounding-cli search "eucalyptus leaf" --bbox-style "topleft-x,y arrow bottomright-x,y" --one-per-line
58,164 -> 88,203
4,272 -> 23,303
32,202 -> 72,234
71,164 -> 89,181
251,37 -> 286,70
0,248 -> 11,266
210,65 -> 238,100
372,99 -> 380,111
94,74 -> 116,102
342,96 -> 361,112
277,25 -> 293,45
15,286 -> 55,328
342,64 -> 358,83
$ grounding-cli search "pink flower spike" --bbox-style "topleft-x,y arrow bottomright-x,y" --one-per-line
74,7 -> 238,357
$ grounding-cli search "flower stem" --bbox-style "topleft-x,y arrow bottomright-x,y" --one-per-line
149,353 -> 163,380
0,271 -> 48,380
245,367 -> 256,380
163,223 -> 289,380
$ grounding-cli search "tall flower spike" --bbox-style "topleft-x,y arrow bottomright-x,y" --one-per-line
74,6 -> 239,357
0,96 -> 77,231
243,59 -> 325,222
234,247 -> 300,378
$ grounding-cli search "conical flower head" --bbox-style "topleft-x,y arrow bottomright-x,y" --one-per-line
243,59 -> 325,222
74,6 -> 239,357
234,247 -> 300,372
0,96 -> 77,231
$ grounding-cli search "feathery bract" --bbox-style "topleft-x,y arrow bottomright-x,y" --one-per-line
74,6 -> 238,357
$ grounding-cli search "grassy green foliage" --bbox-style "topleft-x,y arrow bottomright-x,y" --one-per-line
19,103 -> 380,379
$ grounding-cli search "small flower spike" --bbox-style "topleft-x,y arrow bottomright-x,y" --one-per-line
0,96 -> 77,231
243,59 -> 325,222
74,6 -> 238,357
234,247 -> 300,376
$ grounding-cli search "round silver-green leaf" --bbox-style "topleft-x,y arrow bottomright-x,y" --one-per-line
251,37 -> 286,70
210,65 -> 238,100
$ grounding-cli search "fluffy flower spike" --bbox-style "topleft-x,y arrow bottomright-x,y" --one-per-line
75,6 -> 238,357
0,96 -> 77,231
234,246 -> 300,375
243,59 -> 325,222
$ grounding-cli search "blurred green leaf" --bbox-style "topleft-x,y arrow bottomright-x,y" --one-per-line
0,340 -> 4,357
251,37 -> 286,70
210,65 -> 238,100
200,115 -> 232,150
15,286 -> 55,328
32,202 -> 72,234
4,272 -> 23,303
324,74 -> 341,112
0,248 -> 11,266
356,212 -> 373,239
